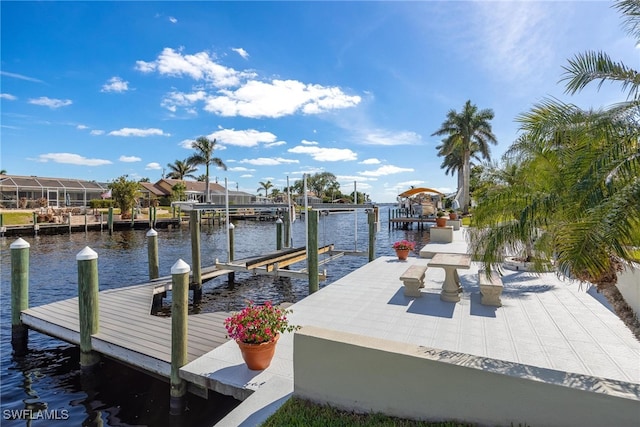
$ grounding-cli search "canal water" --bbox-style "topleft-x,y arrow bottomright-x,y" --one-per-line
0,208 -> 431,426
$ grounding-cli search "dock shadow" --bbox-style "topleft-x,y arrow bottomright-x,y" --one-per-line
406,292 -> 456,319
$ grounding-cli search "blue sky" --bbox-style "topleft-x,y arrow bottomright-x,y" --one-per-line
1,1 -> 635,202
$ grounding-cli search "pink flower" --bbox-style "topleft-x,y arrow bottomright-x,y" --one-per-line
223,301 -> 301,344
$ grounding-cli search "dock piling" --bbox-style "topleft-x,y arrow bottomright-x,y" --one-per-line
108,207 -> 114,235
170,259 -> 190,415
368,210 -> 376,262
189,211 -> 202,302
228,222 -> 235,284
76,246 -> 101,369
308,210 -> 319,293
11,238 -> 30,356
147,229 -> 159,280
276,217 -> 283,250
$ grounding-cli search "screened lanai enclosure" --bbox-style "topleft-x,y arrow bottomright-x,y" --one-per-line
0,175 -> 108,209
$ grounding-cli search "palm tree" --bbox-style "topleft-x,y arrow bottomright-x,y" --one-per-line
166,159 -> 197,180
471,0 -> 640,295
0,169 -> 6,175
188,137 -> 227,203
257,180 -> 274,198
432,100 -> 497,214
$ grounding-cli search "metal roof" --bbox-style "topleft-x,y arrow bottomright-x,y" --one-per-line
0,175 -> 107,190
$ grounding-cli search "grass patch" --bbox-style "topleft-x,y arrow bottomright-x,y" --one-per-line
0,212 -> 33,225
261,397 -> 477,427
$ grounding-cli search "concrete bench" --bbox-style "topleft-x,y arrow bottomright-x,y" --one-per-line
430,226 -> 453,243
478,271 -> 503,307
400,265 -> 428,297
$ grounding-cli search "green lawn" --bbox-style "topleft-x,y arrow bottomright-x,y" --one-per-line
0,212 -> 33,225
261,397 -> 479,427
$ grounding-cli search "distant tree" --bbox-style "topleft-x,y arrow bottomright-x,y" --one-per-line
196,174 -> 207,182
166,159 -> 197,180
171,182 -> 186,202
138,177 -> 150,183
188,137 -> 227,203
0,169 -> 6,175
270,188 -> 281,198
432,100 -> 497,214
108,175 -> 140,218
257,180 -> 274,197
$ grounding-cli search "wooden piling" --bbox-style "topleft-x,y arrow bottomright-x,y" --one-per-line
108,207 -> 114,235
189,211 -> 202,301
147,229 -> 159,280
276,218 -> 283,250
32,212 -> 38,236
68,212 -> 72,233
308,210 -> 319,293
11,238 -> 30,355
368,210 -> 376,262
170,259 -> 190,415
131,206 -> 135,228
76,246 -> 100,369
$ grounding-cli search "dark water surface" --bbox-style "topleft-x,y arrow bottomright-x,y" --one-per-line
0,208 -> 430,426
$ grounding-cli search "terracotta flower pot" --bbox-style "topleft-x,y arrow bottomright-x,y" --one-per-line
236,333 -> 280,370
395,249 -> 410,261
436,217 -> 447,227
449,212 -> 458,220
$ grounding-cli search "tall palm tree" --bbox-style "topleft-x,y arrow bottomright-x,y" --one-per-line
432,100 -> 497,213
188,137 -> 227,203
166,159 -> 197,180
257,180 -> 273,198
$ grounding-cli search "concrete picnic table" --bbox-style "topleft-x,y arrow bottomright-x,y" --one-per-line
428,253 -> 472,302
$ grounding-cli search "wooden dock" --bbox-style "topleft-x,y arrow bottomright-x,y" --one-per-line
20,266 -> 234,397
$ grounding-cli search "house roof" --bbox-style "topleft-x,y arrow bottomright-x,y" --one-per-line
159,179 -> 226,193
0,175 -> 107,191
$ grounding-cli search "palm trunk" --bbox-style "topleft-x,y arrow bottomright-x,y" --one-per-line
462,150 -> 471,214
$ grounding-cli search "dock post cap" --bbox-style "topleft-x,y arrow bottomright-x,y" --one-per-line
146,228 -> 158,237
10,237 -> 30,249
228,223 -> 235,230
171,259 -> 191,274
76,246 -> 98,261
276,217 -> 283,223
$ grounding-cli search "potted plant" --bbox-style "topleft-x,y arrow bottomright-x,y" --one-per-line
224,301 -> 300,370
436,210 -> 447,227
392,240 -> 416,261
448,209 -> 458,220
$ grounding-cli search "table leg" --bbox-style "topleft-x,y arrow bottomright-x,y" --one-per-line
440,267 -> 461,302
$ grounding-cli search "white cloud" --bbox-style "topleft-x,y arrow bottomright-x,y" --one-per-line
205,79 -> 361,118
0,93 -> 17,100
207,128 -> 277,147
119,155 -> 142,162
265,141 -> 286,148
232,47 -> 249,59
240,174 -> 253,178
301,139 -> 318,145
360,158 -> 381,165
228,166 -> 255,172
146,162 -> 162,170
135,47 -> 252,87
28,97 -> 72,109
76,124 -> 89,130
288,145 -> 357,162
361,130 -> 422,145
239,157 -> 299,166
162,90 -> 207,113
101,76 -> 129,93
169,16 -> 178,24
35,153 -> 112,166
358,165 -> 414,177
109,128 -> 168,137
90,130 -> 105,135
337,175 -> 378,182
